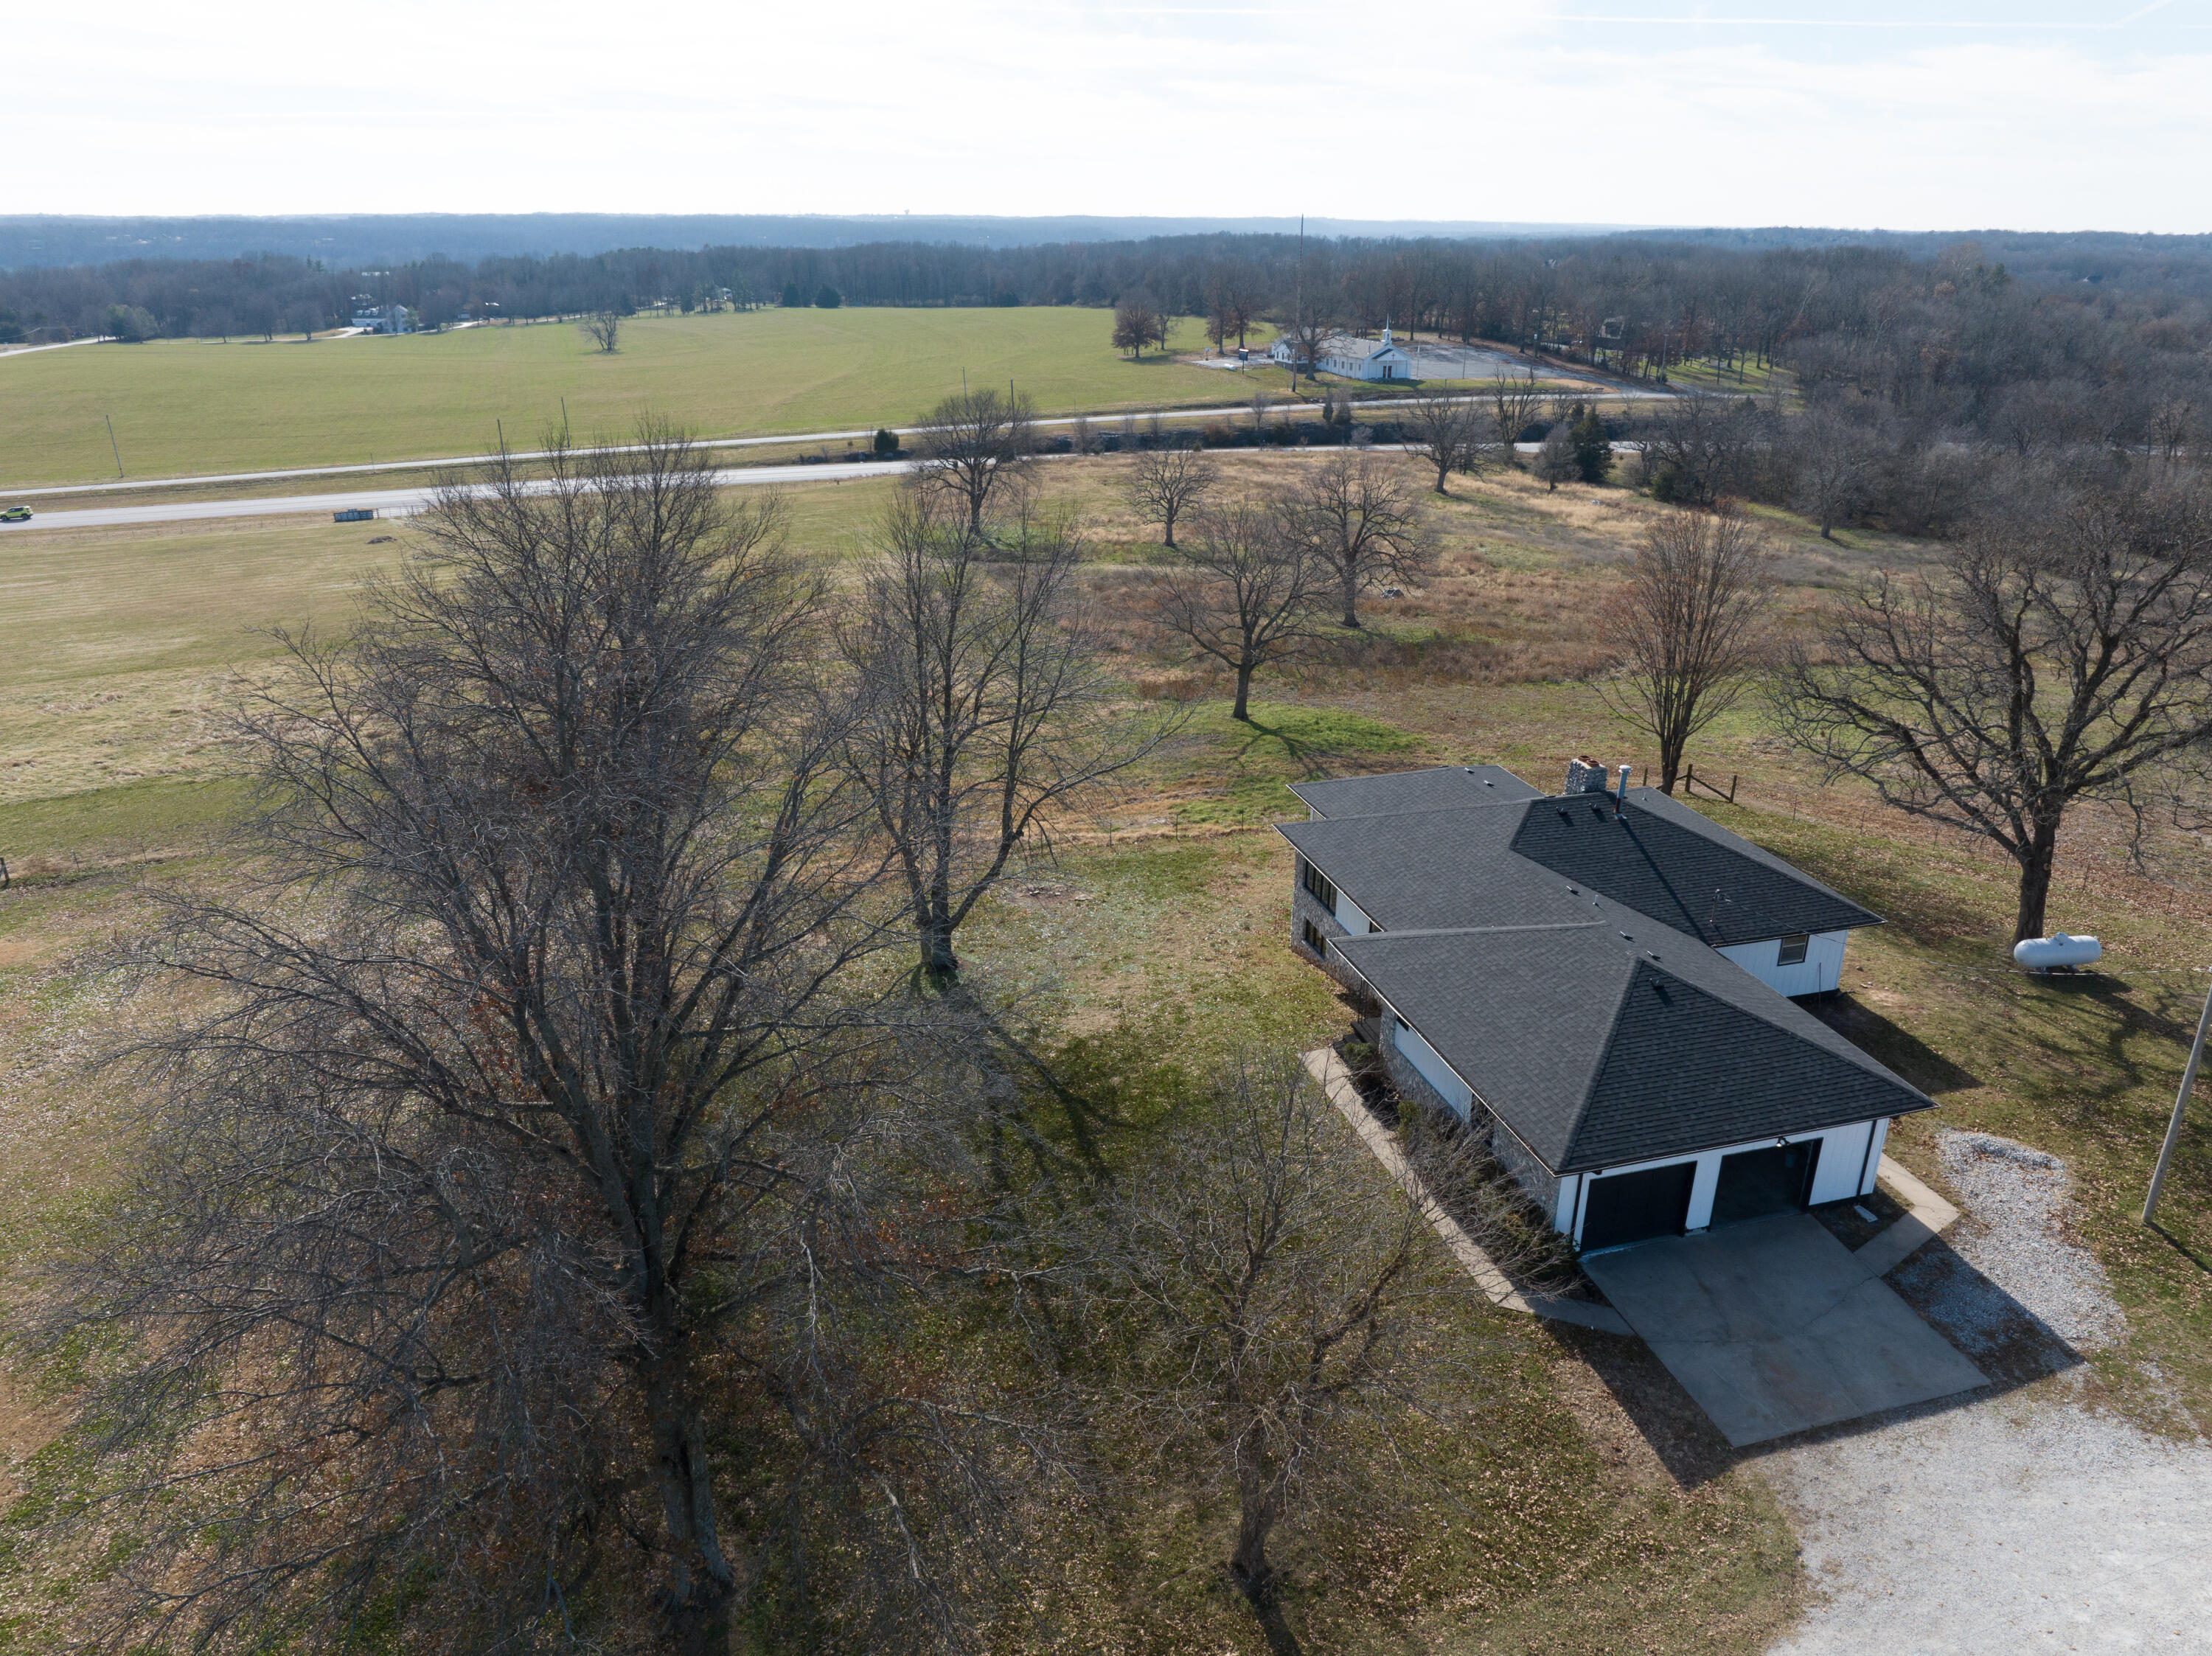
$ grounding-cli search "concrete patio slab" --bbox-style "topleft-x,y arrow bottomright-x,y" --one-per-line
1582,1213 -> 1988,1447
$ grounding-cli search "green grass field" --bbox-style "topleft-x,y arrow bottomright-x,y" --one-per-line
0,307 -> 1248,488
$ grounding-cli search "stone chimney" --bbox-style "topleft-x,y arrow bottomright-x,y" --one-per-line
1564,756 -> 1612,796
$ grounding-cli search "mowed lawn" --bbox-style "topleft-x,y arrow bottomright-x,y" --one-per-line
0,307 -> 1239,487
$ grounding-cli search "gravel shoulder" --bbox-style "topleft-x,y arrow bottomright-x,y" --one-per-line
1760,1131 -> 2212,1653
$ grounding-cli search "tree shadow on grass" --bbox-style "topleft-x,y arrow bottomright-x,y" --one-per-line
1806,992 -> 1983,1093
1227,711 -> 1413,782
1248,1590 -> 1305,1656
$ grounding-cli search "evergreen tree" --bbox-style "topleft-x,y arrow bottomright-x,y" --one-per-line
1571,404 -> 1613,484
780,280 -> 804,307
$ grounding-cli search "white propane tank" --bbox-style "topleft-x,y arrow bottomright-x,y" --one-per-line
2013,931 -> 2104,971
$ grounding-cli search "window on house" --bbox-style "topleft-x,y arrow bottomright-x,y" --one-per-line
1777,933 -> 1810,967
1301,860 -> 1338,910
1302,919 -> 1328,956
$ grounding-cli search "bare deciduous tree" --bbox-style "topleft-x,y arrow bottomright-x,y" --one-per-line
1599,504 -> 1775,793
1489,366 -> 1545,461
2152,397 -> 2196,466
1124,445 -> 1219,548
578,307 -> 621,352
1290,449 -> 1433,628
842,491 -> 1178,986
19,431 -> 1053,1655
1777,467 -> 2212,942
1152,498 -> 1332,721
1638,393 -> 1767,504
1112,292 -> 1169,359
1402,390 -> 1490,495
1274,302 -> 1338,383
1792,403 -> 1884,538
1099,1052 -> 1465,1617
914,385 -> 1035,532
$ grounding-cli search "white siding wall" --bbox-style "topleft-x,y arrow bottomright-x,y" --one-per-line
1392,1021 -> 1474,1118
1334,888 -> 1375,934
1565,1116 -> 1890,1245
1718,928 -> 1849,996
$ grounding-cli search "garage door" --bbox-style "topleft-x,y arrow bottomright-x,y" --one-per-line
1580,1162 -> 1697,1253
1711,1141 -> 1822,1227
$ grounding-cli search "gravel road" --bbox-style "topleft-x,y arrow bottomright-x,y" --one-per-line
1761,1132 -> 2212,1654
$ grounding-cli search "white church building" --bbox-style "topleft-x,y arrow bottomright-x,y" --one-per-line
1269,323 -> 1415,381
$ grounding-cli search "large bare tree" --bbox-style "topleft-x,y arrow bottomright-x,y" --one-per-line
1791,403 -> 1884,538
1291,449 -> 1433,628
1599,504 -> 1775,793
1401,389 -> 1491,495
1273,302 -> 1338,383
1777,467 -> 2212,942
18,433 -> 1057,1653
914,385 -> 1035,532
1111,292 -> 1169,359
1489,366 -> 1545,460
1099,1053 -> 1464,1617
577,307 -> 621,352
842,490 -> 1177,987
1152,498 -> 1333,721
1123,444 -> 1219,547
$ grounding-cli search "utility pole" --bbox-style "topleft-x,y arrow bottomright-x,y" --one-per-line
2143,967 -> 2212,1226
103,414 -> 123,479
560,397 -> 569,439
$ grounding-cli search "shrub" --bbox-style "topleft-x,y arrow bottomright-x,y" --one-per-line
103,303 -> 159,342
872,428 -> 899,457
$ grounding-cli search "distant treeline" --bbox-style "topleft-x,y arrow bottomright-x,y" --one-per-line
4,231 -> 2209,527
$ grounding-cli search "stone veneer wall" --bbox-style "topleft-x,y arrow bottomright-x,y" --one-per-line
1290,857 -> 1368,994
1377,1011 -> 1562,1219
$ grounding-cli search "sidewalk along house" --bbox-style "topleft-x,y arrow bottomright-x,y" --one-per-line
1278,759 -> 1933,1253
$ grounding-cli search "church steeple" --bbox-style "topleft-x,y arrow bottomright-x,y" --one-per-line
1382,316 -> 1394,347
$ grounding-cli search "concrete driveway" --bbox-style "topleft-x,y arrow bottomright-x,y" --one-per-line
1582,1213 -> 1987,1447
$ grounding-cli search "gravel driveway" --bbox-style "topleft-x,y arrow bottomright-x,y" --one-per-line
1761,1133 -> 2212,1653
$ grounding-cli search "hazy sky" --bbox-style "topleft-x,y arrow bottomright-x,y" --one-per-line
10,0 -> 2207,231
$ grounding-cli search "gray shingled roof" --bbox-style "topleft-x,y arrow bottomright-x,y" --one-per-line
1279,783 -> 1878,945
1279,806 -> 1585,933
1288,765 -> 1542,821
1511,787 -> 1881,944
1330,924 -> 1933,1173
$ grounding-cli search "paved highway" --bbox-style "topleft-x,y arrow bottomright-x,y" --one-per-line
0,459 -> 918,533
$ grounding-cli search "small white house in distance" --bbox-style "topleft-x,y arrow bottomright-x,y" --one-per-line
1276,759 -> 1926,1253
1317,324 -> 1413,381
350,305 -> 412,335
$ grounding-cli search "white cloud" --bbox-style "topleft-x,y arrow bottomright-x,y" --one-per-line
5,0 -> 2208,229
